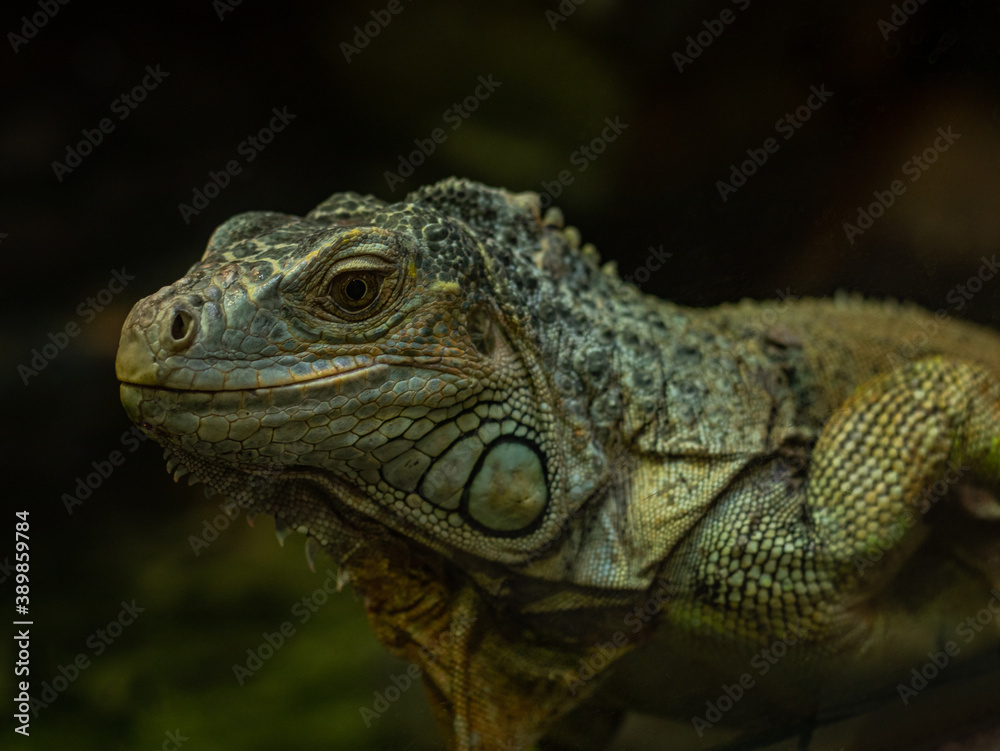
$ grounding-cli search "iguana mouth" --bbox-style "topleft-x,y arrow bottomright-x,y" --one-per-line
117,363 -> 393,447
116,316 -> 390,392
116,362 -> 387,393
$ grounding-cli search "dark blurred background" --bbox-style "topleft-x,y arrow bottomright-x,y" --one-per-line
3,1 -> 1000,749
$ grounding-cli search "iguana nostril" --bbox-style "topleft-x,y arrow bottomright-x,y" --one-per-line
164,308 -> 196,350
171,312 -> 190,340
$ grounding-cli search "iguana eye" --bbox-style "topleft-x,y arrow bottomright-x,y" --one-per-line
327,271 -> 383,314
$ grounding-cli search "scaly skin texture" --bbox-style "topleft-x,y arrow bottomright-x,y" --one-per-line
116,179 -> 1000,749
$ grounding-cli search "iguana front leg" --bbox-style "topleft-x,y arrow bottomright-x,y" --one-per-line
668,356 -> 1000,649
810,356 -> 1000,591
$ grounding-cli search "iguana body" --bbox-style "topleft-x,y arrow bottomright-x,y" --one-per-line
116,179 -> 1000,749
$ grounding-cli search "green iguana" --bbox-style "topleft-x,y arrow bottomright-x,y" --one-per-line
116,178 -> 1000,750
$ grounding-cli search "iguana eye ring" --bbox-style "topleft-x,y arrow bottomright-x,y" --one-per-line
327,270 -> 384,315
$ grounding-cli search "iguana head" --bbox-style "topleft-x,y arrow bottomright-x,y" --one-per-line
116,178 -> 621,565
